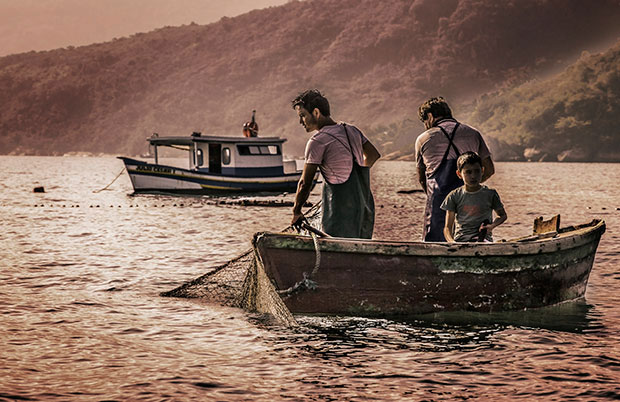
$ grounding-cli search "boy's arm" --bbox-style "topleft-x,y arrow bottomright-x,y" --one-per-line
481,207 -> 507,232
444,210 -> 456,242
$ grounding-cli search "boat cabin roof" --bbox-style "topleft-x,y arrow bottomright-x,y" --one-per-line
148,135 -> 287,147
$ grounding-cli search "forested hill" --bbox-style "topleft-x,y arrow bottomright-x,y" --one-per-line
373,40 -> 620,162
467,41 -> 620,162
2,0 -> 620,158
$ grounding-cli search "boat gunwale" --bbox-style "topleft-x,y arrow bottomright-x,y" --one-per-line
253,219 -> 605,258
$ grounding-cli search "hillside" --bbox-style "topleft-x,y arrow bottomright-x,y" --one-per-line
1,0 -> 620,157
466,41 -> 620,162
375,40 -> 620,162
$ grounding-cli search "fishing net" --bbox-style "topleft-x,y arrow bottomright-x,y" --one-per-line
161,203 -> 322,326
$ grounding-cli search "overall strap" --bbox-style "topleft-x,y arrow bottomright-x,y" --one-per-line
321,124 -> 359,164
438,122 -> 461,164
341,124 -> 360,165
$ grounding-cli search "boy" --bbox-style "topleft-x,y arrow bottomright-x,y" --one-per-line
441,151 -> 507,242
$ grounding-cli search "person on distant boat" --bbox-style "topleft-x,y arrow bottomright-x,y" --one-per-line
291,89 -> 381,238
442,152 -> 507,242
415,97 -> 495,242
243,110 -> 259,137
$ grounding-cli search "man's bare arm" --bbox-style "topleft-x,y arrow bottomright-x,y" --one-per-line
417,163 -> 428,194
481,157 -> 495,183
362,140 -> 381,167
292,163 -> 319,225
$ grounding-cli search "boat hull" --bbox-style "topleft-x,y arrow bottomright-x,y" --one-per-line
253,220 -> 605,316
118,157 -> 301,194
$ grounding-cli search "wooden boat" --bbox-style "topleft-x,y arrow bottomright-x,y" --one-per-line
118,132 -> 303,194
253,217 -> 605,316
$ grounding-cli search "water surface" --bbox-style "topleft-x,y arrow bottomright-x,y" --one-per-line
1,156 -> 619,400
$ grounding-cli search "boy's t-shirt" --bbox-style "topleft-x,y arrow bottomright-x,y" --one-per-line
441,185 -> 503,242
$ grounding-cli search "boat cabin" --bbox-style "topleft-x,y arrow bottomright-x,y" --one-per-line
147,132 -> 295,177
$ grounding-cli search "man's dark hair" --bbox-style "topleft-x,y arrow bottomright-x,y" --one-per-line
418,96 -> 452,122
292,89 -> 331,116
457,151 -> 483,171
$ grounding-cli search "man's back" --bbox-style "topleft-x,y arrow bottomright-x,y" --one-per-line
415,119 -> 491,178
305,123 -> 367,184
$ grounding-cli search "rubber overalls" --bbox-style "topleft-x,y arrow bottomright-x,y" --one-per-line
321,124 -> 375,239
423,122 -> 462,242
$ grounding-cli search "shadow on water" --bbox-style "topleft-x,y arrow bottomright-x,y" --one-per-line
405,299 -> 602,334
283,315 -> 501,356
278,300 -> 602,357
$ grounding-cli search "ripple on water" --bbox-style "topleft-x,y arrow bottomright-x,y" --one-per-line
2,158 -> 620,400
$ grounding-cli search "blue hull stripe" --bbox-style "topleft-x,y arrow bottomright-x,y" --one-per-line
118,157 -> 300,192
219,166 -> 284,177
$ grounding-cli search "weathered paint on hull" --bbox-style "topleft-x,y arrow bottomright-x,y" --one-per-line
254,220 -> 605,316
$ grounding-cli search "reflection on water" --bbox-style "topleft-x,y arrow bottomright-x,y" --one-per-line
1,156 -> 620,400
406,300 -> 602,334
295,315 -> 501,354
288,300 -> 600,361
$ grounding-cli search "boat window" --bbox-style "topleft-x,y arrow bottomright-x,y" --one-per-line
222,147 -> 231,165
196,149 -> 204,166
259,145 -> 279,155
237,145 -> 281,155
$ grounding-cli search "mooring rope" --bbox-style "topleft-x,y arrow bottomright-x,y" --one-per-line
93,168 -> 126,193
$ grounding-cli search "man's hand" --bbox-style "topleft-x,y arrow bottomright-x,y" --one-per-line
291,212 -> 305,228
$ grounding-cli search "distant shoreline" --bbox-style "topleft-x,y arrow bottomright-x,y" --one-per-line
0,153 -> 618,163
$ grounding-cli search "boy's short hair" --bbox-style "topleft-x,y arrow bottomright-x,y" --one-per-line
292,89 -> 331,116
457,151 -> 483,171
418,96 -> 453,122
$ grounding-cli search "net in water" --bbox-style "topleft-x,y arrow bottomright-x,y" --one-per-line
160,245 -> 296,326
161,204 -> 322,327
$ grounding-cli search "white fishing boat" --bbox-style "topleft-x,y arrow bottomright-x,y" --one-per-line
118,131 -> 305,194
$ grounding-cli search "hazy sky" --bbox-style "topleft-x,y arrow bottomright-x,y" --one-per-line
0,0 -> 289,57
